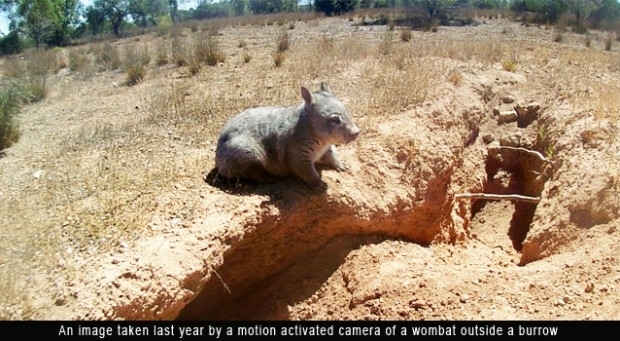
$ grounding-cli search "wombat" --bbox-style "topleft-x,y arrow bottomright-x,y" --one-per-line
215,82 -> 360,189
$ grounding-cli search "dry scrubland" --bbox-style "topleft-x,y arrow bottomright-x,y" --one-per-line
1,11 -> 620,320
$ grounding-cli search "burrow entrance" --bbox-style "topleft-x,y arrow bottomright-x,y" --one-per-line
470,145 -> 552,252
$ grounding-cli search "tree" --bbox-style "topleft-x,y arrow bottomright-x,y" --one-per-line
16,0 -> 57,48
84,5 -> 105,35
588,0 -> 620,29
231,0 -> 248,15
193,0 -> 232,19
410,0 -> 456,20
168,0 -> 189,22
47,0 -> 81,46
314,0 -> 359,16
94,0 -> 129,37
249,0 -> 298,14
563,0 -> 596,28
128,0 -> 167,27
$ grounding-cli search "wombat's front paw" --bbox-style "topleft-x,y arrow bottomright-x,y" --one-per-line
334,163 -> 348,172
307,179 -> 328,191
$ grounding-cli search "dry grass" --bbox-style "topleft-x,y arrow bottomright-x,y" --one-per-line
92,42 -> 122,71
68,47 -> 91,72
2,16 -> 620,320
605,34 -> 613,51
447,68 -> 463,86
400,28 -> 413,42
242,52 -> 252,63
123,44 -> 150,86
273,51 -> 285,67
276,30 -> 290,53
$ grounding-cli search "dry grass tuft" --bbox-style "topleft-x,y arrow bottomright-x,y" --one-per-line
92,42 -> 122,71
242,52 -> 252,63
447,68 -> 463,86
273,51 -> 285,67
123,44 -> 150,86
605,34 -> 613,51
400,28 -> 413,42
68,47 -> 91,72
276,30 -> 290,53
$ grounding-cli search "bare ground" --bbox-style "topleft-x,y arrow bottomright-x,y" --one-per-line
1,15 -> 619,321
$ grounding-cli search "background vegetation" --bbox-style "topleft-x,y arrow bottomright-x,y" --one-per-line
1,0 -> 619,150
0,0 -> 618,54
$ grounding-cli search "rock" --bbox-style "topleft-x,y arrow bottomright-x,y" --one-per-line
497,110 -> 518,123
502,95 -> 515,104
515,101 -> 541,127
482,133 -> 495,144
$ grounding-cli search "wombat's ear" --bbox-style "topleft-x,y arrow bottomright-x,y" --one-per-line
320,82 -> 332,94
301,86 -> 315,106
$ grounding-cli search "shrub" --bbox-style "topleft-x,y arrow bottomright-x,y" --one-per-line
243,52 -> 252,63
68,48 -> 90,71
501,59 -> 517,72
273,51 -> 285,67
155,41 -> 169,66
195,33 -> 225,66
123,45 -> 150,86
276,31 -> 290,53
0,83 -> 22,150
0,31 -> 22,55
171,35 -> 190,67
605,34 -> 613,51
94,42 -> 122,71
400,29 -> 413,42
447,69 -> 463,86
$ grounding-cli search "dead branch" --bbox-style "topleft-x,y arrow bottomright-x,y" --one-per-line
489,146 -> 552,164
454,193 -> 540,204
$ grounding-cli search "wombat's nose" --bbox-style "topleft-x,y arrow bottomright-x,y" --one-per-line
350,125 -> 360,139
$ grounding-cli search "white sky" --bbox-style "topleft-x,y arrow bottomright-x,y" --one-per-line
1,0 -> 200,36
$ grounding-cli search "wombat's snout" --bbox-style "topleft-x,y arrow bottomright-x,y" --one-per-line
348,124 -> 361,141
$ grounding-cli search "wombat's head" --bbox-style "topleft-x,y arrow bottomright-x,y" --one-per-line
301,82 -> 360,145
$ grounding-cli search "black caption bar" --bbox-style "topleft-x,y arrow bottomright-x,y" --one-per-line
1,320 -> 615,339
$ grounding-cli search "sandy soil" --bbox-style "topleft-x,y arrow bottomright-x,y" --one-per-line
1,14 -> 619,321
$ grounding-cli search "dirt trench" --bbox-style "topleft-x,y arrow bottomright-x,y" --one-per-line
174,80 -> 555,320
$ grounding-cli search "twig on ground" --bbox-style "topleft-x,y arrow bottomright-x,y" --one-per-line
454,193 -> 540,204
211,269 -> 231,294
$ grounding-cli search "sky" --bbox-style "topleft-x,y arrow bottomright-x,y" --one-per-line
0,0 -> 201,36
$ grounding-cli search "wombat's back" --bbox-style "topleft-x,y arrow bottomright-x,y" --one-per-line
215,106 -> 300,181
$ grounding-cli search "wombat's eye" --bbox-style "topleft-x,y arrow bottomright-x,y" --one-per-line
328,116 -> 341,124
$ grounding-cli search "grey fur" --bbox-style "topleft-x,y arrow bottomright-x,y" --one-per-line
215,82 -> 360,188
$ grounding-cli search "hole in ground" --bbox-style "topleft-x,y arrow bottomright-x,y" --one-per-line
472,146 -> 549,252
176,235 -> 386,320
